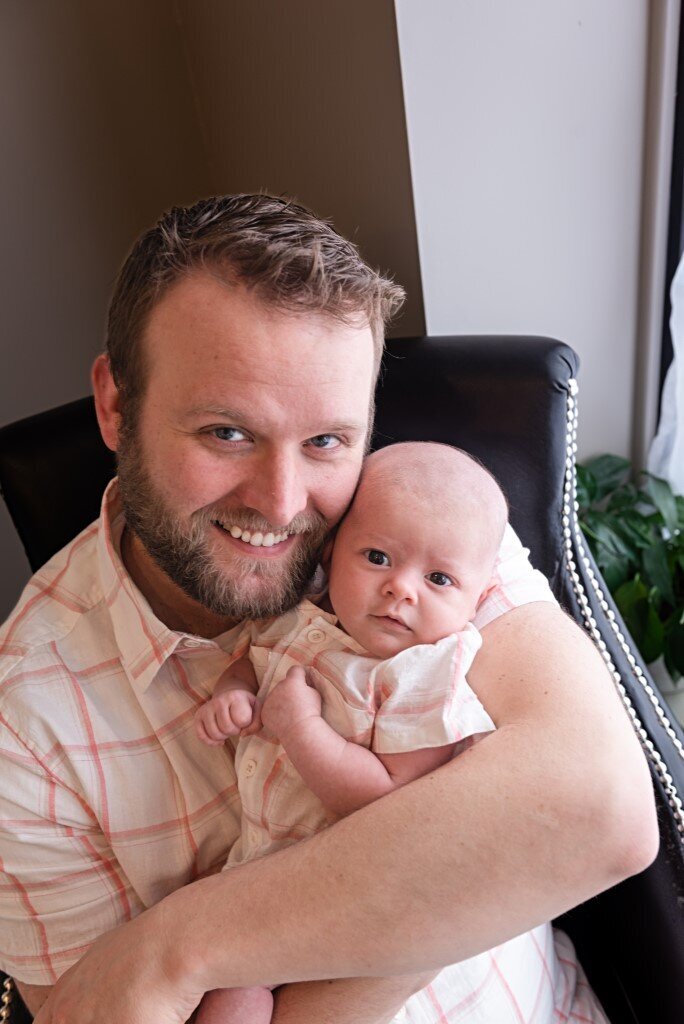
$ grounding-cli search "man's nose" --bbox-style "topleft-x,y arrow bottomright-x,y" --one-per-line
240,452 -> 309,528
382,570 -> 417,604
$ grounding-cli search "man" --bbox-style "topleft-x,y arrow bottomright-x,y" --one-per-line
0,195 -> 657,1023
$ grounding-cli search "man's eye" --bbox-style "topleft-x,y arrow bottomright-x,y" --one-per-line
427,572 -> 453,587
212,427 -> 248,442
366,550 -> 389,566
308,434 -> 341,450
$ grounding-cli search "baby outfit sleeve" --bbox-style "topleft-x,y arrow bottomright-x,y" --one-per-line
473,522 -> 557,631
371,625 -> 495,755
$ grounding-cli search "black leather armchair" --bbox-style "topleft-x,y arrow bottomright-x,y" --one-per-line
0,336 -> 682,1023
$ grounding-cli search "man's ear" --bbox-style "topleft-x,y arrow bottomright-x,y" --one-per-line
92,354 -> 122,453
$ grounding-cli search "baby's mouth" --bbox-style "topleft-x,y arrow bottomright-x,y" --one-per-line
372,613 -> 412,632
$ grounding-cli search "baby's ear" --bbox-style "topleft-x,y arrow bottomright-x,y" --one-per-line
321,537 -> 335,572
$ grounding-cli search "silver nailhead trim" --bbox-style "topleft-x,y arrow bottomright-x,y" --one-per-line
0,976 -> 11,1023
562,379 -> 684,839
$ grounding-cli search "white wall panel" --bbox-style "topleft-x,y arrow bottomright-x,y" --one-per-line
395,0 -> 649,458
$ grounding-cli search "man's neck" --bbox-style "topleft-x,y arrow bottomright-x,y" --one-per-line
120,527 -> 241,639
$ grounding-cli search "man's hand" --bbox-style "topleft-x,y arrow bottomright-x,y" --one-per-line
261,666 -> 322,743
33,902 -> 205,1024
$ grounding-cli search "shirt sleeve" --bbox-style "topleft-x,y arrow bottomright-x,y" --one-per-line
371,627 -> 495,755
472,523 -> 557,631
0,716 -> 145,985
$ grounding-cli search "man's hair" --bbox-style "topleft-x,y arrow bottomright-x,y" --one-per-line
106,193 -> 405,421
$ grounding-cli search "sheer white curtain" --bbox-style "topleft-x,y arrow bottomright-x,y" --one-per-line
648,253 -> 684,494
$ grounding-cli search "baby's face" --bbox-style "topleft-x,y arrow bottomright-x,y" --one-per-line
328,492 -> 494,659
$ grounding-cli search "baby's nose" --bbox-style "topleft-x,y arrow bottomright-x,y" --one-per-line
382,572 -> 417,602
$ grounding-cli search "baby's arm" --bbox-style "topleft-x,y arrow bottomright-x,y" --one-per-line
260,666 -> 455,817
195,657 -> 259,746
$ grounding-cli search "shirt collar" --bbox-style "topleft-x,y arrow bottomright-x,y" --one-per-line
96,479 -> 241,694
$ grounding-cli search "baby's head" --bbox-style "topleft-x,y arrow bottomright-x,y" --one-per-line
328,442 -> 508,658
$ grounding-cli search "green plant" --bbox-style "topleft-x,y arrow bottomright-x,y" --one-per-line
577,454 -> 684,681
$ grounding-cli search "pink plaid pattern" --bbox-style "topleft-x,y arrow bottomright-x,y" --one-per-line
0,482 -> 246,983
0,479 -> 598,1024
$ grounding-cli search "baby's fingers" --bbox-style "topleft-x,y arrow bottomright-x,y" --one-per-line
240,697 -> 263,737
284,665 -> 308,686
228,691 -> 256,730
195,706 -> 228,746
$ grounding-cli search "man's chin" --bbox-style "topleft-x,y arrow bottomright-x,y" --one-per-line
177,547 -> 320,620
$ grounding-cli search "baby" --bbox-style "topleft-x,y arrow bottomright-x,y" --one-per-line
193,442 -> 607,1024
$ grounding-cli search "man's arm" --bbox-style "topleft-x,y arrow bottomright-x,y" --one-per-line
14,982 -> 51,1018
18,977 -> 436,1024
35,603 -> 659,1023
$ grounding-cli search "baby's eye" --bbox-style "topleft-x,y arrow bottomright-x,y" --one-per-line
427,571 -> 453,587
366,549 -> 389,566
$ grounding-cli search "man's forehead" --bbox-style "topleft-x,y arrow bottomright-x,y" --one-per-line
143,273 -> 373,355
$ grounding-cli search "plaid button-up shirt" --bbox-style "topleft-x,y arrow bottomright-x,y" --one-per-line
0,479 -> 558,995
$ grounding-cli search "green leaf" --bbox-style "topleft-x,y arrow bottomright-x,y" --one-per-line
580,514 -> 636,591
583,455 -> 631,501
606,483 -> 638,513
641,541 -> 676,606
614,578 -> 664,663
575,465 -> 597,510
642,474 -> 679,534
663,622 -> 684,681
614,511 -> 656,550
676,495 -> 684,529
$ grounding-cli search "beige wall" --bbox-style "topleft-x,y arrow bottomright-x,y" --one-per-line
174,0 -> 423,337
0,1 -> 422,617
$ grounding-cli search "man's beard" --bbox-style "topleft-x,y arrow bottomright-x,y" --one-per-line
116,426 -> 329,621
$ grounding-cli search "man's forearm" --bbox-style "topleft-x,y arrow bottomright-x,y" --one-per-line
272,974 -> 436,1024
167,755 -> 624,993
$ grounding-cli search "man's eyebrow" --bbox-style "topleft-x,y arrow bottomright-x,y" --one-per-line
183,406 -> 246,421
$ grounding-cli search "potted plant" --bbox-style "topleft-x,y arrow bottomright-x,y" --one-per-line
577,455 -> 684,721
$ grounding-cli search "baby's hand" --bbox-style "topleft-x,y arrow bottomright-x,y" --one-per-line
261,665 -> 322,743
195,688 -> 257,746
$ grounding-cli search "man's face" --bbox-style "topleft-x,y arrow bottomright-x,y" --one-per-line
115,271 -> 374,624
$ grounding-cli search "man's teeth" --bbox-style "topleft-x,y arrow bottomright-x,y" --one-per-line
221,524 -> 289,547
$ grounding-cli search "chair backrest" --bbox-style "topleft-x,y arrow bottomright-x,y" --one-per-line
1,335 -> 683,1023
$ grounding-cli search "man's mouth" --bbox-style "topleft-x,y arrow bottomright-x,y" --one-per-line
212,520 -> 292,548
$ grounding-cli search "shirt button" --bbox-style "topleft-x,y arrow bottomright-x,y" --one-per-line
183,638 -> 202,648
243,759 -> 257,777
307,628 -> 325,643
249,827 -> 259,845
